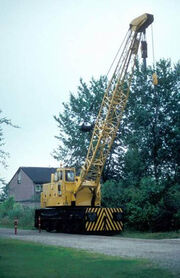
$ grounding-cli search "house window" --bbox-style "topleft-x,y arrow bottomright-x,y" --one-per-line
17,172 -> 21,184
35,184 -> 42,193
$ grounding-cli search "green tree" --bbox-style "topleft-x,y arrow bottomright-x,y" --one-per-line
54,59 -> 179,184
53,59 -> 180,231
102,178 -> 180,231
53,76 -> 107,171
101,59 -> 180,231
119,59 -> 180,185
0,110 -> 18,200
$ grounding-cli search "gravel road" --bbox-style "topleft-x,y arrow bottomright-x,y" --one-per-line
0,228 -> 180,275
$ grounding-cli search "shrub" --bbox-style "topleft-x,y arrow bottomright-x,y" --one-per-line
0,197 -> 34,228
101,178 -> 180,232
0,196 -> 15,218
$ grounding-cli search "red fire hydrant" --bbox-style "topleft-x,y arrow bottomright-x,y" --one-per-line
14,218 -> 18,235
38,216 -> 41,233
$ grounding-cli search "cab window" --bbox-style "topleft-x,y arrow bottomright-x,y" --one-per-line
54,172 -> 58,182
58,171 -> 63,180
65,170 -> 75,182
55,171 -> 63,181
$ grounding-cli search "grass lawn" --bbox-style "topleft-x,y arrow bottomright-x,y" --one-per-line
0,223 -> 35,230
0,238 -> 175,278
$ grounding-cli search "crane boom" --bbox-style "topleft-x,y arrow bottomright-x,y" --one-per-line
36,13 -> 155,235
75,13 -> 154,192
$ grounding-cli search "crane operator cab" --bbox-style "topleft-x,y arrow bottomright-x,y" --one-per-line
41,167 -> 99,208
41,167 -> 76,208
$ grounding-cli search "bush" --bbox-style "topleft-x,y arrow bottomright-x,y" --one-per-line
0,197 -> 34,228
101,178 -> 180,232
0,196 -> 15,218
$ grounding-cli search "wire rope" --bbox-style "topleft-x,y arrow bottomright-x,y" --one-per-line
151,24 -> 156,68
106,30 -> 129,77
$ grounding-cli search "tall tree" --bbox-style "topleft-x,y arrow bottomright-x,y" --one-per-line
53,59 -> 180,185
53,60 -> 180,231
119,59 -> 180,186
53,76 -> 107,171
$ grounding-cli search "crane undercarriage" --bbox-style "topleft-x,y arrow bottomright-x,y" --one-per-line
35,206 -> 123,234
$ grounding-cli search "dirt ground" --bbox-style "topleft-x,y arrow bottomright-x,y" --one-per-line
0,228 -> 180,275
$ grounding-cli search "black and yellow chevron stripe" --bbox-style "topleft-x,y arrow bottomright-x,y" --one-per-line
85,207 -> 123,233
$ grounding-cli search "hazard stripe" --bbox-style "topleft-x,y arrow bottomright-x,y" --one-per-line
106,209 -> 116,231
104,209 -> 112,231
86,208 -> 92,231
114,208 -> 123,230
115,209 -> 122,230
85,207 -> 123,232
111,208 -> 118,230
107,208 -> 118,231
110,208 -> 119,230
87,207 -> 96,231
100,214 -> 105,231
89,208 -> 98,231
97,210 -> 105,231
105,218 -> 111,231
106,208 -> 115,230
114,208 -> 121,230
85,208 -> 90,230
93,208 -> 104,231
105,209 -> 116,231
86,207 -> 93,230
117,207 -> 123,230
96,209 -> 105,231
86,207 -> 100,232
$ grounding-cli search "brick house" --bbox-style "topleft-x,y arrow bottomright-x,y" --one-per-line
8,167 -> 56,207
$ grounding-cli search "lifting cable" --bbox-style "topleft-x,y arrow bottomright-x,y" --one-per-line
151,24 -> 158,85
80,30 -> 129,132
106,30 -> 129,77
151,24 -> 155,67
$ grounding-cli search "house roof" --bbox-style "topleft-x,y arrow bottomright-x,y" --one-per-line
21,167 -> 57,184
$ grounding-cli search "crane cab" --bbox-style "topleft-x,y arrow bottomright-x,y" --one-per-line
41,167 -> 76,208
41,167 -> 100,208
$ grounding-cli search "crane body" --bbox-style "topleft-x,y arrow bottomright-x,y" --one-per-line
35,13 -> 154,234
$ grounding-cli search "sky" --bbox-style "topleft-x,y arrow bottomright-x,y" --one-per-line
0,0 -> 179,185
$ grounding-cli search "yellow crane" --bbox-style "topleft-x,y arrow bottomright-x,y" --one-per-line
35,13 -> 154,234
